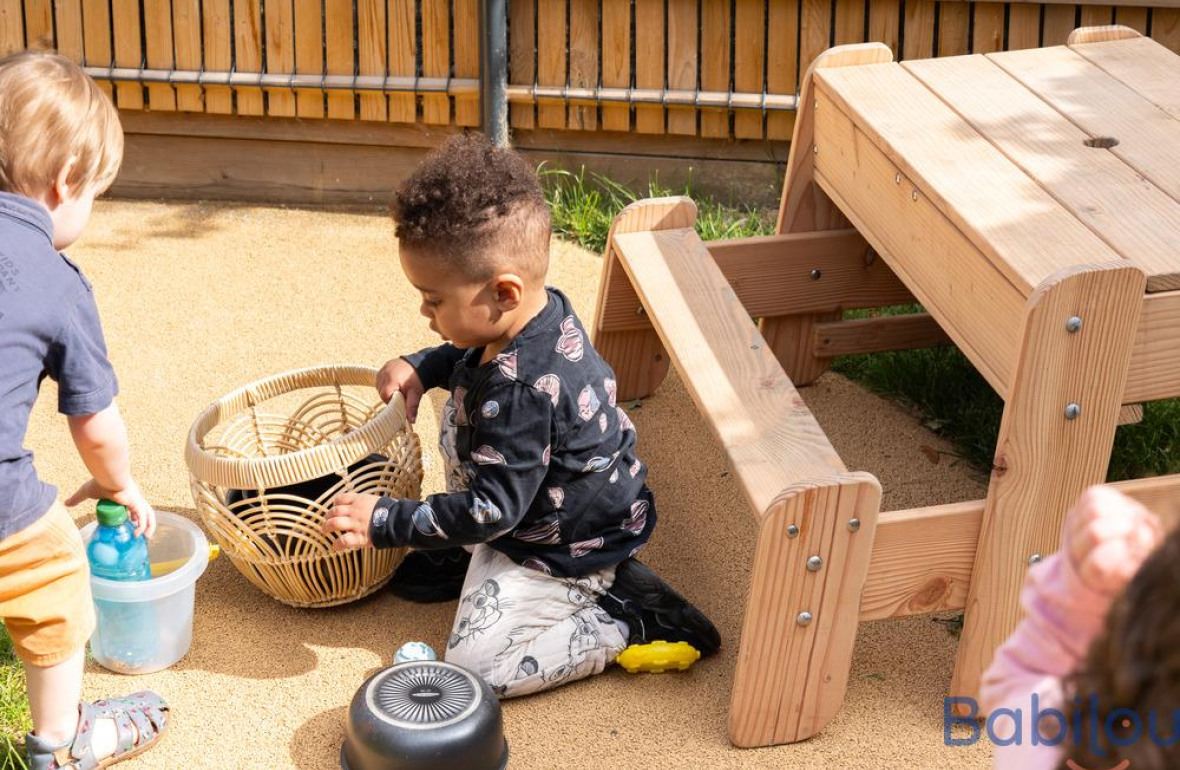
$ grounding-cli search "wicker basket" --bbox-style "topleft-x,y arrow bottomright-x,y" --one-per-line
185,365 -> 422,608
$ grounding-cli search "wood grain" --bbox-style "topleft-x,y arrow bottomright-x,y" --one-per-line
600,0 -> 631,132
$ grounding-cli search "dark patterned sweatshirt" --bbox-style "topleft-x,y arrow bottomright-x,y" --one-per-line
370,288 -> 656,577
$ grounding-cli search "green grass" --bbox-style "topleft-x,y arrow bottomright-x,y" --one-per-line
542,167 -> 1180,482
0,627 -> 29,770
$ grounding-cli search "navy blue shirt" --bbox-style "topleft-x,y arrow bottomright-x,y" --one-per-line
0,192 -> 118,539
374,288 -> 656,577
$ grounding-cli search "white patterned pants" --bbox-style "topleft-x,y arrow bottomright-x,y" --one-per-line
444,544 -> 628,698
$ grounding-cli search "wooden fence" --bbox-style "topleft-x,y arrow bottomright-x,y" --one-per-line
2,0 -> 1177,202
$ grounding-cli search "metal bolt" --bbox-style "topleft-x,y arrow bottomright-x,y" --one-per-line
810,269 -> 822,281
894,173 -> 902,185
911,189 -> 919,201
786,524 -> 800,538
813,144 -> 819,155
797,611 -> 813,627
848,518 -> 861,532
1065,403 -> 1081,420
635,306 -> 646,316
1028,553 -> 1042,566
814,99 -> 819,109
1066,316 -> 1082,333
806,555 -> 824,572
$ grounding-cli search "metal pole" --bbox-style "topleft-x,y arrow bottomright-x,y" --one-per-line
481,0 -> 509,147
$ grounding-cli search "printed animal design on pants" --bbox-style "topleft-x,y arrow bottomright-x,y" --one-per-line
449,579 -> 509,649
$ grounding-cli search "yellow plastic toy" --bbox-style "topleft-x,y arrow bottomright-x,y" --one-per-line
616,640 -> 701,674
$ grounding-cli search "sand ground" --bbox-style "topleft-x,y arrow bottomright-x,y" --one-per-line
24,200 -> 994,769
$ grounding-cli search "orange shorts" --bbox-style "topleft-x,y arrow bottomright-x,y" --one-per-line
0,500 -> 95,666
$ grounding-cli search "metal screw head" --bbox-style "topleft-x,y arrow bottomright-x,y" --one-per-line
894,173 -> 902,185
786,524 -> 800,538
911,189 -> 919,201
1065,403 -> 1082,420
813,144 -> 819,155
848,518 -> 861,532
1066,316 -> 1082,333
797,611 -> 813,627
1028,553 -> 1043,566
810,269 -> 822,281
806,555 -> 824,572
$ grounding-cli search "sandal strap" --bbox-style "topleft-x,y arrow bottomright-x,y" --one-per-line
24,731 -> 77,770
91,691 -> 169,750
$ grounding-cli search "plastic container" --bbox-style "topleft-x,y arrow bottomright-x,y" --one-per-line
82,511 -> 210,674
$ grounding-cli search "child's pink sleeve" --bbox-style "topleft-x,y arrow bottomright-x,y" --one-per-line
980,552 -> 1114,768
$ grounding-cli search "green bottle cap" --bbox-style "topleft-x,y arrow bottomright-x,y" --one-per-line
96,499 -> 129,527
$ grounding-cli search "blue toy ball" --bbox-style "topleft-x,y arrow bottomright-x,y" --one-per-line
394,641 -> 438,664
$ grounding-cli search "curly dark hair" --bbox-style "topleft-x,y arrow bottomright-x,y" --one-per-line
391,132 -> 550,279
1058,525 -> 1180,770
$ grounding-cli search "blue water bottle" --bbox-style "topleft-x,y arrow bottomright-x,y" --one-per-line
87,499 -> 152,671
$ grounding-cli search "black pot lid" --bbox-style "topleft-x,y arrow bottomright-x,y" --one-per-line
366,662 -> 482,730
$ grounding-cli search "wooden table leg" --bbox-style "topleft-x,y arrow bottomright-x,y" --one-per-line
949,262 -> 1145,708
592,198 -> 696,401
729,473 -> 881,747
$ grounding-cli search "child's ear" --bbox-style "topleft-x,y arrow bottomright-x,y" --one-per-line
49,156 -> 79,208
492,273 -> 525,309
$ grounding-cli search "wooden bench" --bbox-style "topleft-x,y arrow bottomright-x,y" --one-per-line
593,27 -> 1180,748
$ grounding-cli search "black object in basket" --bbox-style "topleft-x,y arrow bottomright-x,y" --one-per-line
341,662 -> 508,770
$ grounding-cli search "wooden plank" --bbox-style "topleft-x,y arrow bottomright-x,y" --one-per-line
702,0 -> 733,138
567,0 -> 599,130
421,0 -> 449,123
324,0 -> 355,119
1125,289 -> 1180,402
902,0 -> 936,59
388,0 -> 415,123
453,0 -> 480,126
1080,4 -> 1114,25
834,0 -> 864,44
817,62 -> 1131,295
867,0 -> 901,57
1006,3 -> 1042,50
734,0 -> 765,138
600,0 -> 630,132
233,0 -> 264,115
356,0 -> 387,121
812,86 -> 1024,396
730,476 -> 880,747
766,0 -> 799,141
1068,36 -> 1180,119
906,54 -> 1180,292
801,0 -> 832,92
596,230 -> 907,333
536,0 -> 567,129
860,501 -> 981,621
171,0 -> 203,110
81,0 -> 113,95
861,473 -> 1180,623
950,262 -> 1144,705
937,1 -> 969,55
812,313 -> 950,356
143,0 -> 177,110
0,0 -> 23,56
1042,5 -> 1080,46
293,0 -> 324,118
635,0 -> 666,134
1117,403 -> 1144,425
613,227 -> 849,509
1114,6 -> 1148,32
666,0 -> 698,135
265,0 -> 297,117
22,0 -> 51,48
990,46 -> 1180,213
1153,9 -> 1180,52
971,2 -> 1005,52
112,0 -> 144,109
53,0 -> 84,62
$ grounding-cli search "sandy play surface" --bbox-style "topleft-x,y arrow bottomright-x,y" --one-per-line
24,200 -> 994,769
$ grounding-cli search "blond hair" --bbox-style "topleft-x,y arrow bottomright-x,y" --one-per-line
0,50 -> 123,198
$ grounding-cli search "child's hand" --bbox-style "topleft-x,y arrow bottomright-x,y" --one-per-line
65,478 -> 158,538
1062,485 -> 1162,595
322,492 -> 381,551
376,358 -> 425,422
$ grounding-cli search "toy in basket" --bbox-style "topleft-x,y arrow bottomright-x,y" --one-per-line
185,365 -> 423,607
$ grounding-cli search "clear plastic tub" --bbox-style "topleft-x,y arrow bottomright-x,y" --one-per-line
81,511 -> 210,674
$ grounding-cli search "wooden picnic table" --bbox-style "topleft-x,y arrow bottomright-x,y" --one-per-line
593,25 -> 1180,748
